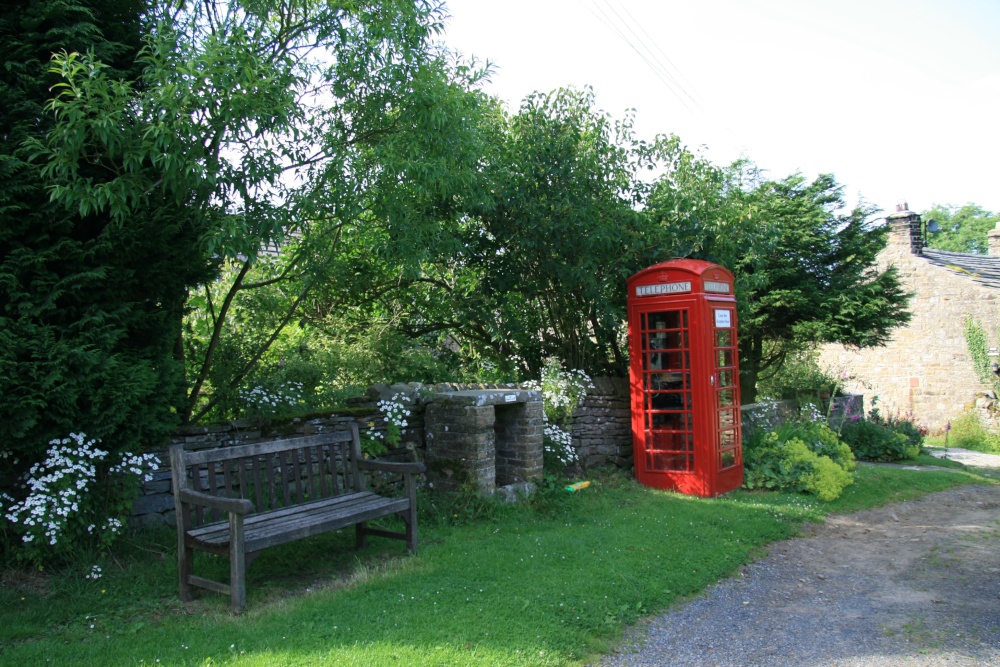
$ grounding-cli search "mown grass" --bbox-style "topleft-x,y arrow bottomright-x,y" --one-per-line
0,463 -> 993,667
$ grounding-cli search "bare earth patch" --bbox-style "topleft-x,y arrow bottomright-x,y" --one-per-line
605,482 -> 1000,667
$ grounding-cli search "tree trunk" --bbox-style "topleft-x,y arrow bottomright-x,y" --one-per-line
739,334 -> 763,405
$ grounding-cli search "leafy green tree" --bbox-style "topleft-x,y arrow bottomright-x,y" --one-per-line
35,0 -> 489,422
693,172 -> 911,403
377,88 -> 702,378
0,0 -> 215,466
922,203 -> 1000,254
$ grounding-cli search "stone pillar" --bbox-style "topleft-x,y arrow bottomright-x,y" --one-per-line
423,389 -> 543,495
886,201 -> 923,255
424,400 -> 496,493
494,400 -> 544,486
988,222 -> 1000,257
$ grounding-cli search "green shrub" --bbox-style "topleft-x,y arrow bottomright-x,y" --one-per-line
743,422 -> 855,502
0,434 -> 159,566
887,418 -> 926,450
946,411 -> 1000,453
756,348 -> 840,403
840,419 -> 919,462
774,420 -> 857,472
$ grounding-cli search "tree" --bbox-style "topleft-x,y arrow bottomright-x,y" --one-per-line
366,88 -> 703,379
922,203 -> 1000,255
0,0 -> 215,466
35,0 -> 489,423
692,171 -> 911,403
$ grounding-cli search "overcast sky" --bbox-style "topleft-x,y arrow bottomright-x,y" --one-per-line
439,0 -> 1000,216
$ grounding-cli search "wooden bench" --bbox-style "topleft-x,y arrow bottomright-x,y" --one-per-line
168,425 -> 425,613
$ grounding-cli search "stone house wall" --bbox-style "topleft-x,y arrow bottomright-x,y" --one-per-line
818,204 -> 1000,432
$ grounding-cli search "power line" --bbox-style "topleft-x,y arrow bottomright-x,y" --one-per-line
583,0 -> 704,114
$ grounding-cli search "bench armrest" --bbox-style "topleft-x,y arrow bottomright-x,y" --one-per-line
178,487 -> 255,515
357,459 -> 426,475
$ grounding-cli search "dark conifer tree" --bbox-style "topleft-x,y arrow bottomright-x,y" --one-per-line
0,0 -> 212,467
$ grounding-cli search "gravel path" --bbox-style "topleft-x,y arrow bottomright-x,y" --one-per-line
603,468 -> 1000,667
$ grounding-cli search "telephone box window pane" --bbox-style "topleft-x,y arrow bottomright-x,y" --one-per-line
650,452 -> 692,472
649,372 -> 684,389
718,389 -> 735,407
650,412 -> 690,430
716,329 -> 732,347
647,351 -> 687,372
650,431 -> 687,449
720,448 -> 736,469
719,409 -> 736,429
649,311 -> 683,330
716,349 -> 733,367
718,370 -> 734,387
720,430 -> 736,447
646,392 -> 686,411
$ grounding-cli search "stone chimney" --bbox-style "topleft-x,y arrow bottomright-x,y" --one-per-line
988,222 -> 1000,257
885,201 -> 922,255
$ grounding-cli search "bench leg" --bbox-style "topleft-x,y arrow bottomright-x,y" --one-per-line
178,545 -> 194,602
405,474 -> 419,554
230,514 -> 247,614
355,521 -> 368,550
404,506 -> 418,554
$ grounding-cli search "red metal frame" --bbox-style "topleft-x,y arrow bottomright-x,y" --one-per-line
627,259 -> 743,497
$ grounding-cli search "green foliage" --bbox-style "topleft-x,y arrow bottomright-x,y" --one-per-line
945,411 -> 1000,454
34,0 -> 490,426
756,348 -> 841,402
743,418 -> 855,501
922,203 -> 1000,255
690,170 -> 911,403
0,433 -> 158,566
963,315 -> 1000,395
0,0 -> 207,469
839,418 -> 920,462
373,88 -> 702,378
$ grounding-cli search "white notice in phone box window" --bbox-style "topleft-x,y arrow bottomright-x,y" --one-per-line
714,309 -> 731,328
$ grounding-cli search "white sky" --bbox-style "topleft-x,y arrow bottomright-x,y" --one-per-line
439,0 -> 1000,216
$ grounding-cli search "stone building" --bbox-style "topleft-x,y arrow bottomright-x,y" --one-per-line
818,203 -> 1000,431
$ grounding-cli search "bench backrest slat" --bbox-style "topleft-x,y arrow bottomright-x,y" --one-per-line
171,429 -> 364,527
181,433 -> 353,466
251,455 -> 265,510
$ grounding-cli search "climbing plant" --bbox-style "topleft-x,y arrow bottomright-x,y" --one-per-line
963,316 -> 1000,394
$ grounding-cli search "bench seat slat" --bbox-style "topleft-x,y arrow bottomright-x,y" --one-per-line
187,492 -> 409,552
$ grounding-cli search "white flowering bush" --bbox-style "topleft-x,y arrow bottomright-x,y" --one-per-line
0,433 -> 159,565
364,394 -> 411,456
238,381 -> 305,423
523,358 -> 594,471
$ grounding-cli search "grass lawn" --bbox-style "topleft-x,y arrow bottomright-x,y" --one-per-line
1,462 -> 993,667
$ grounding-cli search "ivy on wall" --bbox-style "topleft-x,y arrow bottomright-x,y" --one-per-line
963,316 -> 1000,394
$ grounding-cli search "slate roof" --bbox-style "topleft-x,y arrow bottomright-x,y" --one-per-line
921,248 -> 1000,290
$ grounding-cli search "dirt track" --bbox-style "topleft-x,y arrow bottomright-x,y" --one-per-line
605,476 -> 1000,667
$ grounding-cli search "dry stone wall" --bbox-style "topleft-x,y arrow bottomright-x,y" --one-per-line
133,379 -> 863,526
567,377 -> 633,470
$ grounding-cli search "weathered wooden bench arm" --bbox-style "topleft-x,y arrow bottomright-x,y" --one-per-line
179,488 -> 255,515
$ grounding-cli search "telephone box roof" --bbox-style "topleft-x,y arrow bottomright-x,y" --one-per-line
627,259 -> 732,287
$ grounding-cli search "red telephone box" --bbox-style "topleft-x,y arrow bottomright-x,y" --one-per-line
626,259 -> 743,497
